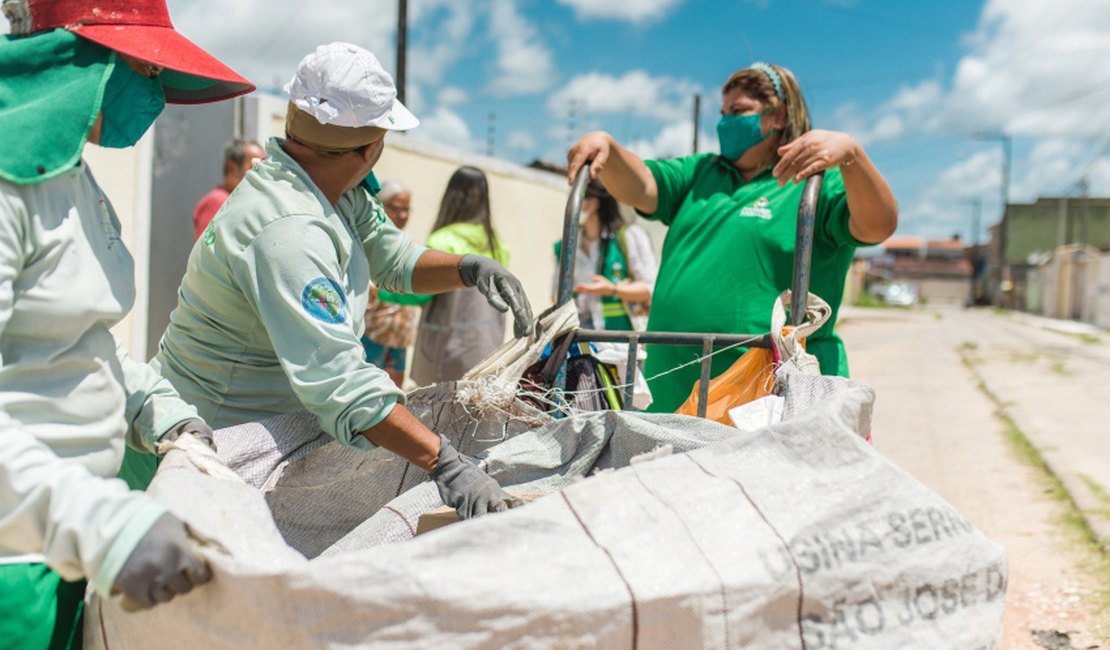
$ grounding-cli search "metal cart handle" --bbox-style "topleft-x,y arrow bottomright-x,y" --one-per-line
553,161 -> 824,417
557,162 -> 824,326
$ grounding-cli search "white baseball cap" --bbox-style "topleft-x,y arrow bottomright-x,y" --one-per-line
283,42 -> 419,131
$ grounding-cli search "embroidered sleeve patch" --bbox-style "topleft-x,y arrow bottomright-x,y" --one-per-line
301,277 -> 348,324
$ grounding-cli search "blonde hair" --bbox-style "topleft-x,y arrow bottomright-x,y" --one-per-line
722,63 -> 810,146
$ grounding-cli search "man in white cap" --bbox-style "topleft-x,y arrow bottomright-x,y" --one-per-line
153,43 -> 532,520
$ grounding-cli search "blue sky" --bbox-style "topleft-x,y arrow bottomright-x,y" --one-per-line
10,0 -> 1110,243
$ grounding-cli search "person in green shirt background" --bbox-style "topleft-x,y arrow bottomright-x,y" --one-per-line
566,61 -> 898,412
411,166 -> 514,385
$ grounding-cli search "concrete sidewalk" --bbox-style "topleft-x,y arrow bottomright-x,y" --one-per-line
841,304 -> 1110,552
839,304 -> 1108,644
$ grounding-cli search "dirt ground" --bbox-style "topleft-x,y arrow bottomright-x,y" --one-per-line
838,305 -> 1108,649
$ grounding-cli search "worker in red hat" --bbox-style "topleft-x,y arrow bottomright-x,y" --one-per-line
0,0 -> 254,646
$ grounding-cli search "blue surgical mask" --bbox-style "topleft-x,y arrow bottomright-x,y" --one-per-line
716,113 -> 772,162
98,57 -> 166,149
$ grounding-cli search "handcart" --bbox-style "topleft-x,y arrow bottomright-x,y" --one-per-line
553,162 -> 824,418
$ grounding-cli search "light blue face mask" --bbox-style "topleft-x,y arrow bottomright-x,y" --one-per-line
98,57 -> 166,149
716,112 -> 772,162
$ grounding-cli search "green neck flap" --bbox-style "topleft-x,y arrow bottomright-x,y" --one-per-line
0,29 -> 114,185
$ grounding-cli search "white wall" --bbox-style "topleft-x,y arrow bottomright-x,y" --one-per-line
84,135 -> 154,359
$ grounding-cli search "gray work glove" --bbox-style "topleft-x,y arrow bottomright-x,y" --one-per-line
458,254 -> 534,338
159,417 -> 216,453
431,435 -> 521,519
113,512 -> 212,609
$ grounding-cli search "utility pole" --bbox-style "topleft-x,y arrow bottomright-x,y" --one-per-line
965,198 -> 982,306
486,112 -> 495,158
396,0 -> 408,104
692,94 -> 701,154
976,132 -> 1012,307
968,198 -> 981,246
1074,176 -> 1090,320
567,98 -> 577,150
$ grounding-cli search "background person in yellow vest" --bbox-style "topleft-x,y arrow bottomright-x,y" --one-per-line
411,166 -> 514,385
152,44 -> 532,526
553,178 -> 657,331
0,0 -> 255,646
566,61 -> 898,413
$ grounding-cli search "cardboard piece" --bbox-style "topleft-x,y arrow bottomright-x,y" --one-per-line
415,494 -> 543,535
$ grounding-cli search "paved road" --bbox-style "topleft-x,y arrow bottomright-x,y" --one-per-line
838,305 -> 1108,648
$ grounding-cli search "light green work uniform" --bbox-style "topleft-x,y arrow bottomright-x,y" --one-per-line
0,163 -> 201,643
152,139 -> 425,447
641,154 -> 865,412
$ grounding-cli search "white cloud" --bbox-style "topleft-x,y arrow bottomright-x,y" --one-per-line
438,86 -> 469,106
555,0 -> 684,23
828,0 -> 1110,239
627,122 -> 716,160
406,2 -> 477,87
908,1 -> 1110,139
506,130 -> 537,152
487,1 -> 555,96
168,1 -> 396,93
934,150 -> 1002,197
546,70 -> 702,124
414,106 -> 474,150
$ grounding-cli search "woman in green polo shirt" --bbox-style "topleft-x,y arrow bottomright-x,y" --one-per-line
566,61 -> 898,412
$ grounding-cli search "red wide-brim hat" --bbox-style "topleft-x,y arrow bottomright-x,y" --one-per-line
29,0 -> 255,104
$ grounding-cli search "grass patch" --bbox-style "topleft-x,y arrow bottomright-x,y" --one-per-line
958,347 -> 1110,639
853,291 -> 888,308
1078,333 -> 1103,345
1049,360 -> 1071,376
990,307 -> 1010,317
1080,475 -> 1110,522
1008,350 -> 1042,364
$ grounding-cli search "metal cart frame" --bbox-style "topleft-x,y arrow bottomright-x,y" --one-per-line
553,163 -> 824,418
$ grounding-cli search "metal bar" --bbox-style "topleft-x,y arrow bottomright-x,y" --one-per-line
575,329 -> 771,348
396,0 -> 408,104
556,163 -> 591,308
697,338 -> 714,419
790,173 -> 823,326
553,163 -> 591,410
622,335 -> 639,410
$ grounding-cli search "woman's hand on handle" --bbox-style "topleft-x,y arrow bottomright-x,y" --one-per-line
775,129 -> 898,244
566,131 -> 659,215
773,130 -> 859,186
567,132 -> 613,184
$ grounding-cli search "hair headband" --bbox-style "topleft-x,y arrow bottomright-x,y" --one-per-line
750,62 -> 785,101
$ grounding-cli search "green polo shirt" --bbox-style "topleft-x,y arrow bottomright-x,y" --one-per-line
641,153 -> 863,412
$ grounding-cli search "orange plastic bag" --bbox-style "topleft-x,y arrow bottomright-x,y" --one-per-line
674,344 -> 780,425
675,290 -> 831,424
